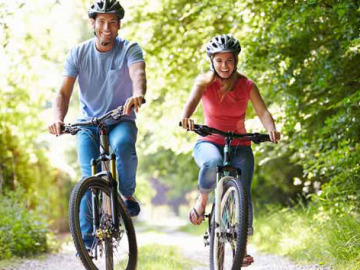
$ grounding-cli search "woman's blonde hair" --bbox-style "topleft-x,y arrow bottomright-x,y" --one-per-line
195,70 -> 240,102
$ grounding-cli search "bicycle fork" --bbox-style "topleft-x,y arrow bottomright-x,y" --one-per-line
90,128 -> 119,238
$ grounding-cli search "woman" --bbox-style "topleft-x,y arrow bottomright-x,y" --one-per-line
181,34 -> 280,266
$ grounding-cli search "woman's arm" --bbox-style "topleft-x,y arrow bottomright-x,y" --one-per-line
250,83 -> 280,142
181,84 -> 205,130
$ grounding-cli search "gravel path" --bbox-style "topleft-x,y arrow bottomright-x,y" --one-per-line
137,224 -> 331,270
4,217 -> 331,270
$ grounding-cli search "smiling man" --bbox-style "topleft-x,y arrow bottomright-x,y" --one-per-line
48,0 -> 146,249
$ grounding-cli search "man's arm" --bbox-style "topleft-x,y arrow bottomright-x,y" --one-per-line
48,76 -> 76,135
124,61 -> 147,115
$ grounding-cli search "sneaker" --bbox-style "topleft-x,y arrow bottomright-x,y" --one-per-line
125,199 -> 141,217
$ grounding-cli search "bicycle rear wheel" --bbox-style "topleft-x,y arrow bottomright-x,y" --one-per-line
69,176 -> 137,270
210,177 -> 248,270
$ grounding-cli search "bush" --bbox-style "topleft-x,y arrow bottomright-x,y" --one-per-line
0,190 -> 49,259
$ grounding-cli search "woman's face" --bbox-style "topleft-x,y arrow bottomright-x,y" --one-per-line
212,52 -> 236,79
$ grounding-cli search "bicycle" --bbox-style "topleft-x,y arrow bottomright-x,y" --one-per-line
62,105 -> 141,270
181,123 -> 270,270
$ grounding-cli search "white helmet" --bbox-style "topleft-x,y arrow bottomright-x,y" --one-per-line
206,34 -> 241,57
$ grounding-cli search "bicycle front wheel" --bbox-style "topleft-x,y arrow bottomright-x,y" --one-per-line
210,177 -> 248,270
69,176 -> 137,270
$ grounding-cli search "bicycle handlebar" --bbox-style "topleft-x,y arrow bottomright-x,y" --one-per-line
61,99 -> 146,135
179,122 -> 270,144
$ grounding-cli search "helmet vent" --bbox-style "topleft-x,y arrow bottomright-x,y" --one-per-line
205,34 -> 241,57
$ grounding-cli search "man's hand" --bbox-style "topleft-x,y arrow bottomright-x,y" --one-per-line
48,121 -> 64,136
123,95 -> 144,115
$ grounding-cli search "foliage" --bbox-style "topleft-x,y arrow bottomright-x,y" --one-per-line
138,148 -> 199,202
0,190 -> 49,259
243,0 -> 360,212
0,0 -> 81,258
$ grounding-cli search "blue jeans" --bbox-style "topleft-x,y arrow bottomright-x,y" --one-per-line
76,121 -> 138,247
193,140 -> 255,235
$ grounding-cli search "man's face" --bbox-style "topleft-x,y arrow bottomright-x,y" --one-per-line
91,13 -> 120,46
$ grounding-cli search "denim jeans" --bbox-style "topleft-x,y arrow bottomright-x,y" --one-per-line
76,121 -> 138,247
193,140 -> 255,235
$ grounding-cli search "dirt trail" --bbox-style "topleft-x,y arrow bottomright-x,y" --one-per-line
5,216 -> 330,270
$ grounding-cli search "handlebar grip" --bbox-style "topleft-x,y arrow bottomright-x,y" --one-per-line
179,121 -> 201,129
61,125 -> 80,135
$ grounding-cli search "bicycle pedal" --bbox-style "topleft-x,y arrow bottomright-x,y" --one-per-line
203,233 -> 210,246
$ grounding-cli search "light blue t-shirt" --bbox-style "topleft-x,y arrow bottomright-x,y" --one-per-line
63,36 -> 144,122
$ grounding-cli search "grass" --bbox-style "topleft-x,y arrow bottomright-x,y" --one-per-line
253,204 -> 360,270
137,244 -> 199,270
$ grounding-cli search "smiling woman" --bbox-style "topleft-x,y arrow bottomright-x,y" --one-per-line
180,34 -> 280,267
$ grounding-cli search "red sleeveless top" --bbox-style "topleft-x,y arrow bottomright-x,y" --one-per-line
200,76 -> 254,146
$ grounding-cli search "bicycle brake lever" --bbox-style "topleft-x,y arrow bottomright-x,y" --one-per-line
194,126 -> 212,137
62,126 -> 80,135
111,106 -> 124,120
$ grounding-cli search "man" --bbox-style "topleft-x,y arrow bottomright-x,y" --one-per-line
48,0 -> 146,221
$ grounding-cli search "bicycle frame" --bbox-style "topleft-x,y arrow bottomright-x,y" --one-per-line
212,137 -> 240,236
90,124 -> 120,239
65,104 -> 142,270
180,123 -> 269,269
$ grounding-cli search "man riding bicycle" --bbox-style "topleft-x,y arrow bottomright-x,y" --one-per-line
48,0 -> 146,249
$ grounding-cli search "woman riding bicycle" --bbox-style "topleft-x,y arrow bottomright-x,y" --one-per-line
180,34 -> 280,266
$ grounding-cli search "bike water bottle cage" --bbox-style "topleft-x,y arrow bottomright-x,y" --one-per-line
88,0 -> 125,20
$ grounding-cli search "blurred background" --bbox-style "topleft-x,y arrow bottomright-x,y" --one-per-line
0,0 -> 359,269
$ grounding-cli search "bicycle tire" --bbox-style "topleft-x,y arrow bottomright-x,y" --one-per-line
210,176 -> 248,270
69,176 -> 137,270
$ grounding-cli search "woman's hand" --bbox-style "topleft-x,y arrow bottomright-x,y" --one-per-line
181,118 -> 195,131
269,130 -> 281,143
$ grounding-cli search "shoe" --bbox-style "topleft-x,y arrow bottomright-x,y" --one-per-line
189,207 -> 205,225
242,254 -> 254,267
125,199 -> 141,217
189,195 -> 206,225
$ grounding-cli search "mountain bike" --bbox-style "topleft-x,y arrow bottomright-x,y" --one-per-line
181,123 -> 270,270
62,105 -> 140,270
